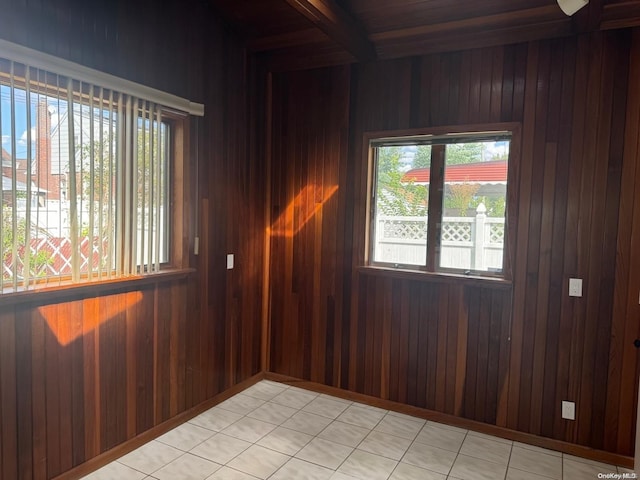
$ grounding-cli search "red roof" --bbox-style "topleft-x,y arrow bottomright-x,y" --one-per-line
402,160 -> 507,184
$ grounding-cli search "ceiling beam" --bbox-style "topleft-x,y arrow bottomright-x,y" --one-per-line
249,28 -> 328,52
369,6 -> 565,43
283,0 -> 376,61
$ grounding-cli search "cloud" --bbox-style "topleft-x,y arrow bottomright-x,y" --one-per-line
1,135 -> 9,144
17,127 -> 37,146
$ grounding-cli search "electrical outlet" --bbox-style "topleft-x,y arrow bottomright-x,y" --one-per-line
562,401 -> 576,420
227,254 -> 234,270
569,278 -> 582,297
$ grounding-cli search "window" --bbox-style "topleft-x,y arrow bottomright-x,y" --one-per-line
367,126 -> 516,278
0,43 -> 200,293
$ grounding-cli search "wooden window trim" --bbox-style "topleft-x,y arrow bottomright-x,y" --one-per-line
0,267 -> 195,308
364,122 -> 521,282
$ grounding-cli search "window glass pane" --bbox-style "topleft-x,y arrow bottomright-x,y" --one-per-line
135,118 -> 169,269
1,61 -> 172,291
440,140 -> 509,273
372,145 -> 430,266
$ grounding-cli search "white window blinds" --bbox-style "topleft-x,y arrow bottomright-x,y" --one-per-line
0,45 -> 195,293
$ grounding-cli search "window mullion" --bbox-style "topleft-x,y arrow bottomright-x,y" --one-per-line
107,91 -> 115,278
88,85 -> 95,280
123,96 -> 133,275
147,107 -> 154,271
426,144 -> 445,272
23,66 -> 32,289
97,87 -> 104,278
9,62 -> 19,290
154,109 -> 162,272
115,94 -> 125,277
0,66 -> 5,292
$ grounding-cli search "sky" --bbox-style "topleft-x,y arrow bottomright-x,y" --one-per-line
1,84 -> 72,161
1,84 -> 36,159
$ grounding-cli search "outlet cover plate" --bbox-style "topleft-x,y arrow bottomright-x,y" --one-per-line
227,254 -> 234,270
569,278 -> 582,297
562,401 -> 576,420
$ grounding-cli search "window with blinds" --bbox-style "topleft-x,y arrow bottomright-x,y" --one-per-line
0,57 -> 173,292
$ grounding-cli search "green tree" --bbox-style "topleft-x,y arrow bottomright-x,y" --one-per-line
445,143 -> 483,165
2,204 -> 52,279
376,146 -> 428,216
77,123 -> 165,238
444,183 -> 480,216
413,145 -> 431,168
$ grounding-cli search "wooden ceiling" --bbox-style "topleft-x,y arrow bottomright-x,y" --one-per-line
210,0 -> 640,70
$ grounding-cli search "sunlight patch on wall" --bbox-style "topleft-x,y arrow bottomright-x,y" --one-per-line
38,290 -> 143,346
268,184 -> 339,237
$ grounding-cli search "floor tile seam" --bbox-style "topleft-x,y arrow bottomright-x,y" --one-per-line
456,438 -> 513,467
562,452 -> 620,471
507,465 -> 558,480
226,445 -> 293,479
154,427 -> 218,452
150,451 -> 225,479
115,459 -> 155,478
316,405 -> 389,451
293,446 -> 349,472
210,400 -> 306,445
117,446 -> 189,477
331,443 -> 367,480
246,407 -> 303,427
443,429 -> 470,477
502,444 -> 514,480
220,465 -> 262,479
393,429 -> 468,477
350,411 -> 391,454
254,426 -> 317,457
186,435 -> 257,468
333,413 -> 384,432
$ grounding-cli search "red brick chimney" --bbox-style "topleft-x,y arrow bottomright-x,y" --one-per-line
33,99 -> 59,200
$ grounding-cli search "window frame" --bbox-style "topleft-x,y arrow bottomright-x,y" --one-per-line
364,122 -> 520,281
0,68 -> 193,296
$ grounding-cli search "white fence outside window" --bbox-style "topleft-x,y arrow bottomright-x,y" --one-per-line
374,204 -> 505,271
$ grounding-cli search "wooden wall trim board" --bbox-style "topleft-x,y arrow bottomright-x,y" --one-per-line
264,373 -> 634,468
611,26 -> 640,458
0,269 -> 195,309
266,29 -> 640,460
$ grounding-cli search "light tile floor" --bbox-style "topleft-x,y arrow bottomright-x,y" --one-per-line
82,380 -> 636,480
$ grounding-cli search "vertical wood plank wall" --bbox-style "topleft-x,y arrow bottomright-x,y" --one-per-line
0,0 -> 266,478
267,30 -> 640,457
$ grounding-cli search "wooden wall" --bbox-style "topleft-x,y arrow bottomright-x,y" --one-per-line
267,30 -> 640,457
0,0 -> 266,478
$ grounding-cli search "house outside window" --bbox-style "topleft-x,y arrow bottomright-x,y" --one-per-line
367,126 -> 517,279
0,41 -> 201,293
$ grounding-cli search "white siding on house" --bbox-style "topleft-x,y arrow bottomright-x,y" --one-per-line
50,104 -> 112,175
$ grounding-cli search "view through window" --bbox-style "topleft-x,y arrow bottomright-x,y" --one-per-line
370,131 -> 511,276
1,59 -> 170,292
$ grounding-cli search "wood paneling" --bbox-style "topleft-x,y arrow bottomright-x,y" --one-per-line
0,0 -> 266,478
267,30 -> 639,458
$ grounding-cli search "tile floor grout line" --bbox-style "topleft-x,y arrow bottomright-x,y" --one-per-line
502,442 -> 513,480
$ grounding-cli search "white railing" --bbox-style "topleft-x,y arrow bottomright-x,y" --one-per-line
374,203 -> 505,271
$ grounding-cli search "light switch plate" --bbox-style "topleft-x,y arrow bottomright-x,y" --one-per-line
227,254 -> 234,270
569,278 -> 582,297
